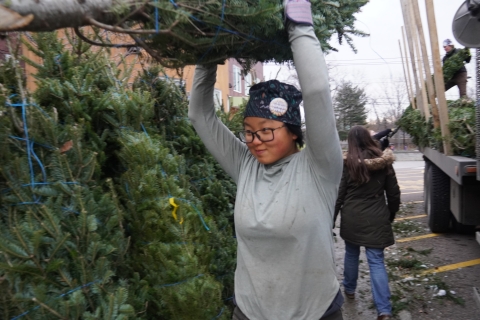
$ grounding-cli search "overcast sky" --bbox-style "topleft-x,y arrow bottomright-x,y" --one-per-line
264,0 -> 477,121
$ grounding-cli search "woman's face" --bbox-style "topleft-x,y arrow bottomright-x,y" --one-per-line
243,117 -> 299,165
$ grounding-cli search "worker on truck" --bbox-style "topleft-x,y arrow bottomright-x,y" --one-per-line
442,38 -> 471,98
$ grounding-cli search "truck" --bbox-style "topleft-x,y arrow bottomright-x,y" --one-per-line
420,0 -> 480,310
422,0 -> 480,243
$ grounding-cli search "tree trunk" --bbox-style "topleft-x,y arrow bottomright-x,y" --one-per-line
0,0 -> 133,31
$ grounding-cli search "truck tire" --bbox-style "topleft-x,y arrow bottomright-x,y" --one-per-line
424,159 -> 431,213
426,163 -> 451,233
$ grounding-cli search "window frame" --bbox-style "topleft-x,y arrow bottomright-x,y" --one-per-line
233,65 -> 242,93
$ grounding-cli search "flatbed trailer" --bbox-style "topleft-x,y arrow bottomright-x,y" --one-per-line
423,147 -> 480,241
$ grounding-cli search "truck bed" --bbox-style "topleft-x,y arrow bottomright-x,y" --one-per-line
423,147 -> 477,185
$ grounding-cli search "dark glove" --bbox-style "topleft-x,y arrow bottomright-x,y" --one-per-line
388,127 -> 400,138
283,0 -> 313,26
389,212 -> 396,223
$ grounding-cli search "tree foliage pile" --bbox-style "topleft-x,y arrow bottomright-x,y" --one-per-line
397,98 -> 476,157
123,0 -> 368,68
0,32 -> 236,319
443,48 -> 471,82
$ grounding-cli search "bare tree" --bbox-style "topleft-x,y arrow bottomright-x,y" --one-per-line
374,77 -> 409,125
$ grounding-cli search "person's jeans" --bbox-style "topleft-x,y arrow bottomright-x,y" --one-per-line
343,241 -> 392,316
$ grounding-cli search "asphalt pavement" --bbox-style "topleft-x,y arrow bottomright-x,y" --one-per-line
335,159 -> 480,320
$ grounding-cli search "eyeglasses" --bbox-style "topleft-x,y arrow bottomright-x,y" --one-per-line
238,125 -> 286,143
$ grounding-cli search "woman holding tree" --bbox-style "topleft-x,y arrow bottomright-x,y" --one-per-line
189,1 -> 344,319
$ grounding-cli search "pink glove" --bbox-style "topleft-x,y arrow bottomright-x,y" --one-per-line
284,0 -> 313,26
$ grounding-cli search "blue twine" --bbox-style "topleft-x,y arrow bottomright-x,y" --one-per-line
20,99 -> 37,202
5,98 -> 68,206
9,136 -> 55,150
174,197 -> 210,231
54,54 -> 61,65
62,206 -> 80,215
1,182 -> 80,195
10,280 -> 100,320
30,141 -> 47,184
154,0 -> 159,33
7,96 -> 52,120
141,123 -> 149,137
212,307 -> 224,319
190,177 -> 212,183
197,0 -> 226,64
158,274 -> 203,288
125,182 -> 132,199
235,28 -> 254,58
169,0 -> 178,9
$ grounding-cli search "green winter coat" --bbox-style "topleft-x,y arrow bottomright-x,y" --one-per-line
334,149 -> 401,248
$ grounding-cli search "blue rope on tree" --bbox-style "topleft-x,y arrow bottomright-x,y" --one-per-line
212,307 -> 225,319
4,99 -> 81,204
10,280 -> 101,320
169,0 -> 178,9
158,273 -> 204,288
154,0 -> 160,33
18,99 -> 39,203
197,0 -> 226,64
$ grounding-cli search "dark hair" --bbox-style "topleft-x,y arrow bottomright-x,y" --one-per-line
285,123 -> 304,148
346,126 -> 382,185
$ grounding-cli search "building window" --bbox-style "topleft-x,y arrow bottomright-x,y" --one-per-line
214,89 -> 222,111
233,65 -> 241,93
245,73 -> 252,94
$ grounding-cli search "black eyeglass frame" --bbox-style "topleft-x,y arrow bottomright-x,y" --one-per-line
238,125 -> 286,143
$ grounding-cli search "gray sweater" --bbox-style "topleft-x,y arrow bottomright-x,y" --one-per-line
189,24 -> 343,320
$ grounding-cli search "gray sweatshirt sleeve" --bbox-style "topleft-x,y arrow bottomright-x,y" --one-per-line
188,64 -> 248,183
288,24 -> 343,184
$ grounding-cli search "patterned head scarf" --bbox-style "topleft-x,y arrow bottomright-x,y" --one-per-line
244,80 -> 302,126
443,39 -> 454,47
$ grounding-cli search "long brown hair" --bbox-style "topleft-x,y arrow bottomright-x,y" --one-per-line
346,126 -> 383,185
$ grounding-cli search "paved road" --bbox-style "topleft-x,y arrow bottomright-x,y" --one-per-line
335,160 -> 480,320
393,161 -> 424,203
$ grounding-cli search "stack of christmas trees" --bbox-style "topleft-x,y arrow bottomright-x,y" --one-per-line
0,31 -> 237,319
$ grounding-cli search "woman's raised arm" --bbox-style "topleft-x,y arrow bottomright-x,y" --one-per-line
188,65 -> 247,183
288,22 -> 343,183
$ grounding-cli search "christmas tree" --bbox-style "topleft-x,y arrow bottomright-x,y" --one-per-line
70,0 -> 369,69
1,31 -> 236,319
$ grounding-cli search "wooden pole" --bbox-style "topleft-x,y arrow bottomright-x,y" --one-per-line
407,0 -> 430,118
424,0 -> 451,155
411,0 -> 440,128
399,39 -> 414,109
402,27 -> 417,110
401,0 -> 423,115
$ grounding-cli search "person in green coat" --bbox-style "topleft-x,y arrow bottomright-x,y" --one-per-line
334,126 -> 401,320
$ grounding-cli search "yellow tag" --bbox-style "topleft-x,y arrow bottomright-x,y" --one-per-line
170,197 -> 179,220
169,197 -> 184,224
